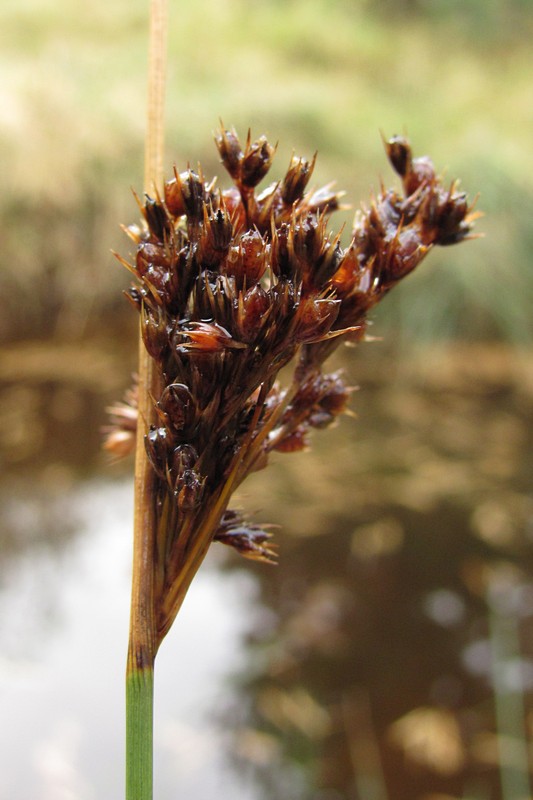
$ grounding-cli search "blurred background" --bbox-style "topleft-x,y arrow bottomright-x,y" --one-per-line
1,0 -> 533,798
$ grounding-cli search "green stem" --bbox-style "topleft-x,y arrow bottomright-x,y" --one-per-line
126,663 -> 154,800
127,331 -> 158,798
125,0 -> 167,795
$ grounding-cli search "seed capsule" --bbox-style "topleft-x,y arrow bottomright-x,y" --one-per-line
386,135 -> 412,178
239,284 -> 272,342
375,192 -> 403,235
318,374 -> 352,416
220,187 -> 247,230
165,170 -> 206,220
292,214 -> 324,268
144,197 -> 172,240
387,228 -> 428,280
281,153 -> 316,205
136,242 -> 170,277
215,126 -> 243,180
222,228 -> 268,290
271,223 -> 294,278
405,156 -> 435,195
158,384 -> 196,433
313,236 -> 345,287
171,443 -> 199,470
145,425 -> 172,476
241,135 -> 275,188
200,207 -> 233,266
295,297 -> 340,343
214,524 -> 276,563
274,426 -> 308,453
306,184 -> 341,214
141,306 -> 168,360
434,191 -> 470,245
175,468 -> 204,511
308,409 -> 334,428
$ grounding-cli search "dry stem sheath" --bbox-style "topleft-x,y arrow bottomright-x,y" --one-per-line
126,1 -> 168,798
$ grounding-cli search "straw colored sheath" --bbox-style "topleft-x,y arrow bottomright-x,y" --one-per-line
126,1 -> 167,798
126,345 -> 158,800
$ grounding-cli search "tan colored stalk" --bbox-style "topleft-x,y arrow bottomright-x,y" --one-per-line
143,0 -> 168,196
126,1 -> 167,798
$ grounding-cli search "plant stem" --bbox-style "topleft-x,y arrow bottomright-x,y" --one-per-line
126,1 -> 167,798
126,342 -> 159,800
126,661 -> 154,800
144,0 -> 168,196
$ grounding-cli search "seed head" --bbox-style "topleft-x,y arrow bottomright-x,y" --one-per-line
112,127 -> 476,641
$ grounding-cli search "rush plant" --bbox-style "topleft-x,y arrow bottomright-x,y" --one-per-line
106,122 -> 477,799
103,11 -> 477,800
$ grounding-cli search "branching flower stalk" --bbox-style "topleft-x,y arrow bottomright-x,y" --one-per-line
106,126 -> 477,799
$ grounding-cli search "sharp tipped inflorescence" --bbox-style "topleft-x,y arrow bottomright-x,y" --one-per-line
107,126 -> 476,639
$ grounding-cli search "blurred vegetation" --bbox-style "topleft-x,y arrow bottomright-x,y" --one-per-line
1,0 -> 532,343
2,5 -> 533,797
225,343 -> 533,799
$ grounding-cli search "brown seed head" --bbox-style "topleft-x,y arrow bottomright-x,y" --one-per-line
114,127 -> 477,595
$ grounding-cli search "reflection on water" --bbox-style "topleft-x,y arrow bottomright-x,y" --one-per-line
1,342 -> 533,799
0,480 -> 260,800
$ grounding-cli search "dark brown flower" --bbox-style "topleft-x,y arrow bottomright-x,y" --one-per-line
112,126 -> 476,642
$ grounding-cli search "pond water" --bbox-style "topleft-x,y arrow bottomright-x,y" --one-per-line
0,478 -> 264,800
1,340 -> 533,799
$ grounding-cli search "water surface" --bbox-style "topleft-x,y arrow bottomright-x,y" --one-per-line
1,342 -> 533,799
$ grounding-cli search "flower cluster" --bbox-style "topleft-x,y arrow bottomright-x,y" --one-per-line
107,126 -> 476,642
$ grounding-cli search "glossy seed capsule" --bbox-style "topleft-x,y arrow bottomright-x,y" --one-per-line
144,425 -> 172,476
214,127 -> 243,180
144,197 -> 171,239
175,469 -> 204,511
241,136 -> 275,188
158,384 -> 196,432
281,153 -> 316,205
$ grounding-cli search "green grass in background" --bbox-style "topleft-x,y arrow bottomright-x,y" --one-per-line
1,0 -> 532,342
